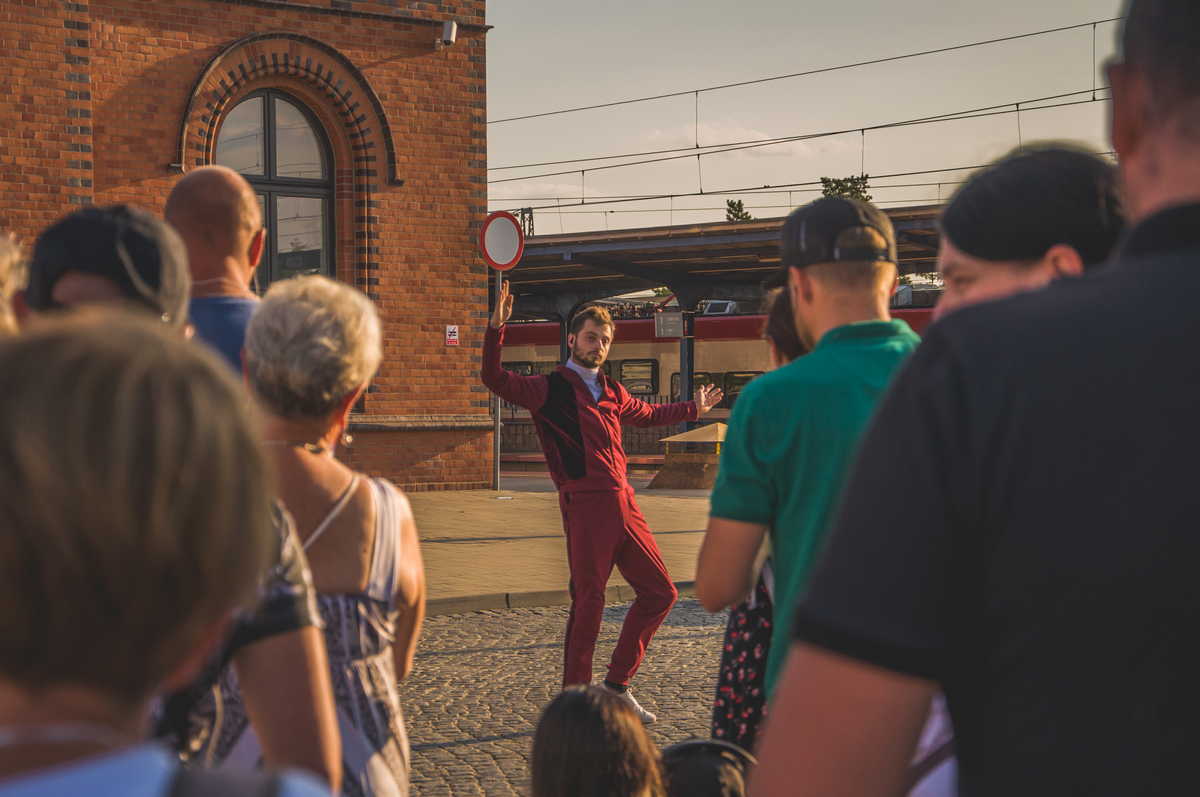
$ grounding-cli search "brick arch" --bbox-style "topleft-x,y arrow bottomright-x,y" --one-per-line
175,32 -> 402,297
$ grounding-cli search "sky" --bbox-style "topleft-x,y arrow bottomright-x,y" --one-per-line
485,0 -> 1125,234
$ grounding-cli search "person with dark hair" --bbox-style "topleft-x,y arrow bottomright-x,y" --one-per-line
530,686 -> 665,797
12,204 -> 191,329
662,739 -> 755,797
761,287 -> 806,367
935,144 -> 1124,320
708,288 -> 808,750
481,283 -> 724,722
753,2 -> 1200,795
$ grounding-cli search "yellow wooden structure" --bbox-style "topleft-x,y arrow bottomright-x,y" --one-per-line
646,423 -> 727,490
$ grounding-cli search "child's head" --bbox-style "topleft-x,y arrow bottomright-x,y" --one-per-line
662,739 -> 756,797
531,685 -> 665,797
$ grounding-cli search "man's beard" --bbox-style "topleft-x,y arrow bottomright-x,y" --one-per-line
571,345 -> 605,369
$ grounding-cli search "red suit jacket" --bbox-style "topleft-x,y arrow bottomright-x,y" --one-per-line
481,325 -> 698,492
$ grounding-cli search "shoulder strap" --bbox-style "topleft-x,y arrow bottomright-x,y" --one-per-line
301,474 -> 361,551
168,766 -> 281,797
365,477 -> 406,604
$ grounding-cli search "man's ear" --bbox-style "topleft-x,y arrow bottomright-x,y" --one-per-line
247,227 -> 266,273
1108,61 -> 1147,163
788,266 -> 814,307
1043,244 -> 1086,279
566,332 -> 576,350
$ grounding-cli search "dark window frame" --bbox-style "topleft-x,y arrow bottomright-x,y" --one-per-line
670,371 -> 715,401
618,358 -> 659,395
215,89 -> 335,289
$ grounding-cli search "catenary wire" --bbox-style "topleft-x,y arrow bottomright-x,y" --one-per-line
488,90 -> 1112,185
487,16 -> 1122,125
496,153 -> 1114,215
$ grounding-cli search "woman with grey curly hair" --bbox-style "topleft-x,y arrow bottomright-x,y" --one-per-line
198,275 -> 425,797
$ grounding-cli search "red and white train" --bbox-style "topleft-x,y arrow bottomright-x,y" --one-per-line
501,308 -> 936,417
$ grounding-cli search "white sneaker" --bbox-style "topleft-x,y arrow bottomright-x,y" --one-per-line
605,685 -> 657,724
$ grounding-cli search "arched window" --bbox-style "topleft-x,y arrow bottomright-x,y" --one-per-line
214,90 -> 334,288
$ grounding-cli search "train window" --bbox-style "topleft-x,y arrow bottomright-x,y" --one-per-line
533,362 -> 558,376
721,371 -> 763,408
670,371 -> 715,401
619,359 -> 658,395
503,361 -> 534,376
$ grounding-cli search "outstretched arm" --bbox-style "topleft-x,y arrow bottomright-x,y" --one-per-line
618,383 -> 723,427
480,280 -> 548,410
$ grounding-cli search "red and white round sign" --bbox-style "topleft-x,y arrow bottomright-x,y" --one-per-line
479,211 -> 524,271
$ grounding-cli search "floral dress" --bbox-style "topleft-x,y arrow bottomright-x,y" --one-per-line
711,564 -> 773,751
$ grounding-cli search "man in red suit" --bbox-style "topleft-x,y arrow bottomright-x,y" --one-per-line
481,281 -> 723,722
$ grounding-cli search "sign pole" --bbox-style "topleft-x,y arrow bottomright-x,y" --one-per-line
493,270 -> 502,491
479,210 -> 525,494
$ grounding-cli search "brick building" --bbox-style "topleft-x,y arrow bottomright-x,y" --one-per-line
0,0 -> 494,490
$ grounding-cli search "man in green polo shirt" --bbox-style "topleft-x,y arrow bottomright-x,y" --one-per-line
696,196 -> 920,698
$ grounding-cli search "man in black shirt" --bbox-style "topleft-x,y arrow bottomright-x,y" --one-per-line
751,2 -> 1200,795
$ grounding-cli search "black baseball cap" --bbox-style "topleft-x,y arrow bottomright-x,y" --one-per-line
766,196 -> 897,288
26,205 -> 190,327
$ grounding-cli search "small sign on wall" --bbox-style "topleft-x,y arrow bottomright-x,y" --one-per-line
445,325 -> 460,346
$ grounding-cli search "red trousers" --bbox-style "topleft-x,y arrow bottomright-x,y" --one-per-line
559,486 -> 678,688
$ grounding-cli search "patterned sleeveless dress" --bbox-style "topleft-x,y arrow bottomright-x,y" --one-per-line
184,476 -> 413,797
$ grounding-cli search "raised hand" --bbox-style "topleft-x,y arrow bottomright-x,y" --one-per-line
490,280 -> 514,329
695,383 -> 725,415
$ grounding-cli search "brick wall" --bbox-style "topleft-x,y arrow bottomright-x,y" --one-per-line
0,0 -> 492,490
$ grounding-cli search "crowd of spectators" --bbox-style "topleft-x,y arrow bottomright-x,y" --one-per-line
1,1 -> 1197,795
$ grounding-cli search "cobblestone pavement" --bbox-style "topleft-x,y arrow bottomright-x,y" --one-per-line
400,599 -> 727,796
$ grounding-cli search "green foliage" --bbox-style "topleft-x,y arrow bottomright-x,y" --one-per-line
651,286 -> 672,297
725,199 -> 753,222
819,174 -> 872,202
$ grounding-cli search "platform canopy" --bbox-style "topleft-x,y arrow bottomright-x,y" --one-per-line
502,205 -> 941,319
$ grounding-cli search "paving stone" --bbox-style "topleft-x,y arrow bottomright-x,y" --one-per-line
400,599 -> 727,795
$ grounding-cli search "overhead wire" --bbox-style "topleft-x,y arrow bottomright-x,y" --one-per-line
487,16 -> 1122,125
488,89 -> 1112,186
489,181 -> 971,202
497,156 -> 1113,216
489,87 -> 1109,172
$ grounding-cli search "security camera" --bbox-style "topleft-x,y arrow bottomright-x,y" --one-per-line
437,21 -> 458,48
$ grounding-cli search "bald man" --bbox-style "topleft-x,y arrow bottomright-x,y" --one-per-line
161,167 -> 343,791
165,165 -> 265,370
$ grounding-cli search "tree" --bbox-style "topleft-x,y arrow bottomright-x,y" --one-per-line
725,199 -> 753,222
819,174 -> 872,202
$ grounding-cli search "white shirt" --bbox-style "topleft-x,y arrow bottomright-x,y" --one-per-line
565,358 -> 603,402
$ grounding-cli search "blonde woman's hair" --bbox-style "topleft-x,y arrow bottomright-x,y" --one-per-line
0,312 -> 275,703
0,235 -> 25,335
245,275 -> 382,419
